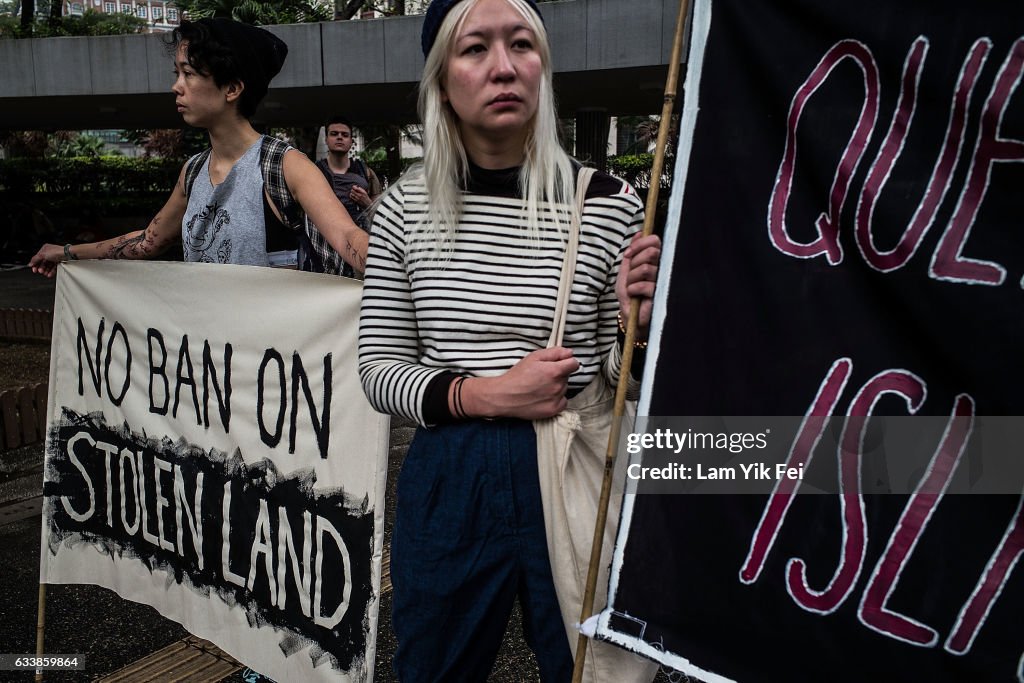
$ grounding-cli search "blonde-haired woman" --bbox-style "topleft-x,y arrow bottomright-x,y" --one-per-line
358,0 -> 660,679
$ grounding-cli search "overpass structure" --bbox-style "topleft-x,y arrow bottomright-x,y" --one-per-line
0,0 -> 687,131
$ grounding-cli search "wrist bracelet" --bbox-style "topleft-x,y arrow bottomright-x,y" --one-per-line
618,312 -> 649,349
452,376 -> 468,419
63,244 -> 78,261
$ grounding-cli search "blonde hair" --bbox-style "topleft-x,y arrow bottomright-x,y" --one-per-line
399,0 -> 576,254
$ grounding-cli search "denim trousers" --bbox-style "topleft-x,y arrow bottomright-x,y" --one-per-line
390,418 -> 573,682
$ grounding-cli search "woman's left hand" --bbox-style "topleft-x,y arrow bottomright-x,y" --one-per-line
615,232 -> 662,336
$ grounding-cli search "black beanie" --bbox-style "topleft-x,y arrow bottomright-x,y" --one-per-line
420,0 -> 543,58
195,18 -> 288,102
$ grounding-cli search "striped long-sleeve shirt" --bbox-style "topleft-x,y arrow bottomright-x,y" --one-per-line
358,165 -> 644,426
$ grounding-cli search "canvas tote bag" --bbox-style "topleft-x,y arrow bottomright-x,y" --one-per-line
534,167 -> 658,683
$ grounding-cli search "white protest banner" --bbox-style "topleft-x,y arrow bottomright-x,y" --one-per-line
39,261 -> 389,682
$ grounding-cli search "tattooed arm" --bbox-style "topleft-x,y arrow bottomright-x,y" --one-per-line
282,149 -> 369,272
29,165 -> 189,277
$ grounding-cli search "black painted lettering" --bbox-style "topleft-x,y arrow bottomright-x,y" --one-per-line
258,349 -> 286,449
148,328 -> 169,416
104,321 -> 132,405
289,352 -> 332,459
76,317 -> 104,398
202,340 -> 232,433
173,334 -> 201,424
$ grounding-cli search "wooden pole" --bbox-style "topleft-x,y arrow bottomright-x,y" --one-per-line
571,0 -> 691,679
35,583 -> 46,682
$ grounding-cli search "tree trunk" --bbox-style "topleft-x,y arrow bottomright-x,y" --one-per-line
20,0 -> 35,33
334,0 -> 364,20
384,124 -> 402,186
49,0 -> 63,26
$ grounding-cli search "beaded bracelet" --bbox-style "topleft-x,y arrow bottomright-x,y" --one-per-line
618,312 -> 649,349
63,244 -> 78,261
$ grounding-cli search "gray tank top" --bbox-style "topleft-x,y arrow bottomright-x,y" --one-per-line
182,138 -> 269,266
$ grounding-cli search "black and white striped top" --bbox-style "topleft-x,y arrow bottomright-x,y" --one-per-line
358,165 -> 644,425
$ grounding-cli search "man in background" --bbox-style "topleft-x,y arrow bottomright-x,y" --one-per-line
305,115 -> 382,276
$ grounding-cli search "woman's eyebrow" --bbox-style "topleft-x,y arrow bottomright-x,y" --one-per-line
458,23 -> 532,41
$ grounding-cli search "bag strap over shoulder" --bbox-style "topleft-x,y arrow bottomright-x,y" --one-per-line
315,157 -> 333,184
183,149 -> 211,199
547,166 -> 596,349
258,135 -> 305,233
364,161 -> 383,197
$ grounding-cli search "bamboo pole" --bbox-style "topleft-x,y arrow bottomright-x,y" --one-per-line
571,0 -> 691,679
35,583 -> 46,682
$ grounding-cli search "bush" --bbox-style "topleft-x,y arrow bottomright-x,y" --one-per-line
607,153 -> 654,188
0,156 -> 178,256
0,156 -> 182,194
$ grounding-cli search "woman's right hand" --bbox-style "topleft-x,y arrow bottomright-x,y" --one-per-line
462,347 -> 580,420
29,243 -> 64,278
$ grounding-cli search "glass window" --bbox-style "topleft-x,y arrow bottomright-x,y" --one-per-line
136,5 -> 146,16
103,1 -> 115,12
121,3 -> 133,13
152,6 -> 162,18
167,7 -> 177,20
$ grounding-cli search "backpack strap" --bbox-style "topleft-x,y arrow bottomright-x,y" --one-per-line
315,158 -> 334,185
183,149 -> 211,199
258,135 -> 305,233
363,161 -> 382,197
317,156 -> 368,182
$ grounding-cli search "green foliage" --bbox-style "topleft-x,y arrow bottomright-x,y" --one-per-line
0,8 -> 148,38
608,153 -> 654,175
174,0 -> 330,25
607,153 -> 654,188
607,153 -> 675,190
122,128 -> 208,160
54,134 -> 114,158
0,157 -> 176,250
0,156 -> 182,194
359,147 -> 387,167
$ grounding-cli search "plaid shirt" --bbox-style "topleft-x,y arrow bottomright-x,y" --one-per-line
309,158 -> 380,277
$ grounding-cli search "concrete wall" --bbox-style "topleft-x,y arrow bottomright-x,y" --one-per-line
0,0 -> 688,129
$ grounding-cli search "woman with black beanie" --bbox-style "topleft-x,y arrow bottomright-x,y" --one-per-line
358,0 -> 661,680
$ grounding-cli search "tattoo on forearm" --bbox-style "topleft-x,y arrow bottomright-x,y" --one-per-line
107,232 -> 146,259
347,242 -> 366,271
105,217 -> 161,260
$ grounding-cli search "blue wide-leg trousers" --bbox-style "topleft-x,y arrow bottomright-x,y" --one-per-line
390,418 -> 573,682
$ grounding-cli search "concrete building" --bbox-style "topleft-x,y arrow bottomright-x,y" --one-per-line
62,0 -> 180,32
1,0 -> 685,168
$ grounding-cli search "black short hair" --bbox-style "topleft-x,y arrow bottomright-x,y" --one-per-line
170,19 -> 286,120
325,115 -> 354,133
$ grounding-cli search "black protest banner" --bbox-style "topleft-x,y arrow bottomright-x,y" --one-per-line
597,1 -> 1024,681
